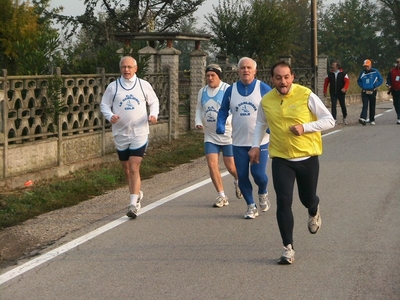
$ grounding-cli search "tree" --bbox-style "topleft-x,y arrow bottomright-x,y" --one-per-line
56,9 -> 150,75
318,0 -> 381,74
248,0 -> 297,67
0,0 -> 61,74
0,0 -> 40,73
278,0 -> 315,67
206,0 -> 298,67
206,0 -> 251,63
13,31 -> 60,75
374,3 -> 400,70
50,0 -> 206,40
379,0 -> 400,47
173,16 -> 213,70
43,0 -> 206,74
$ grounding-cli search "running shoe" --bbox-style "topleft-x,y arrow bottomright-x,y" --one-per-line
234,182 -> 243,199
126,190 -> 143,218
278,244 -> 295,265
126,205 -> 137,218
308,205 -> 321,234
244,204 -> 259,219
258,193 -> 271,212
213,196 -> 229,208
136,190 -> 143,211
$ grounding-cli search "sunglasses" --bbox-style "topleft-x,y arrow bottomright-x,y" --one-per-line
397,61 -> 400,63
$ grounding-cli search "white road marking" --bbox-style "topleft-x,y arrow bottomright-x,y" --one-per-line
0,174 -> 223,285
323,129 -> 342,137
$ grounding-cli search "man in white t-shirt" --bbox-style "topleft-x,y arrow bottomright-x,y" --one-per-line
195,64 -> 242,208
100,56 -> 159,218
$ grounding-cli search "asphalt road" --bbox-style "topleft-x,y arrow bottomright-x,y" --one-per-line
1,102 -> 399,300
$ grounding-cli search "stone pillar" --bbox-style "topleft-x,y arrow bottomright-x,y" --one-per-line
159,44 -> 181,139
0,69 -> 6,137
0,69 -> 6,179
279,55 -> 292,65
190,46 -> 207,130
216,53 -> 229,70
138,46 -> 159,73
97,67 -> 106,156
317,54 -> 328,105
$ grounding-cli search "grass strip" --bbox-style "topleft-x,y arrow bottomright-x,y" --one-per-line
0,131 -> 204,230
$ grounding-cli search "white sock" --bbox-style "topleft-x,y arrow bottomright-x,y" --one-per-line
218,191 -> 226,198
129,194 -> 139,206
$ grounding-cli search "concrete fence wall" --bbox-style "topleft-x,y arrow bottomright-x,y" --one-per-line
4,53 -> 374,191
0,68 -> 171,190
0,125 -> 169,190
0,42 -> 209,190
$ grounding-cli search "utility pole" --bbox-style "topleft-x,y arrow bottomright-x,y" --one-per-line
311,0 -> 318,90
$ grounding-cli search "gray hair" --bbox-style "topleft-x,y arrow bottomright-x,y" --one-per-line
237,57 -> 257,69
119,56 -> 137,67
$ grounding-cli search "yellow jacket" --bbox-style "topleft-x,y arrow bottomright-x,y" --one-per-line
261,84 -> 323,159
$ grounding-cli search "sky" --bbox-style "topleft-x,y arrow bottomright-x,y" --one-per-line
50,0 -> 215,25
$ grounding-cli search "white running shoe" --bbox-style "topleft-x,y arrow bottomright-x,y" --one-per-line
213,196 -> 229,208
126,205 -> 137,218
244,204 -> 259,219
308,205 -> 321,234
234,182 -> 243,199
258,193 -> 271,212
136,190 -> 143,211
277,244 -> 295,265
126,190 -> 143,218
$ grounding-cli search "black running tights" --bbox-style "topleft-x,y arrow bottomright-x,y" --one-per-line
272,156 -> 320,247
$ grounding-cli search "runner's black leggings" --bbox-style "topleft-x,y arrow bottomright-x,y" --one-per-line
272,156 -> 320,247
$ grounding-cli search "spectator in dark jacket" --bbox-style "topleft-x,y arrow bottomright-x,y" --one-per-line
386,58 -> 400,124
323,60 -> 350,125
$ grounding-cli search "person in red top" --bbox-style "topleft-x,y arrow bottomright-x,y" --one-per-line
386,58 -> 400,124
323,60 -> 350,125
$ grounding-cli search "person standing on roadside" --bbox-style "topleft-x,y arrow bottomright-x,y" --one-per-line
195,64 -> 242,208
357,59 -> 383,125
217,57 -> 272,219
100,56 -> 159,218
323,60 -> 350,125
249,61 -> 335,265
386,58 -> 400,124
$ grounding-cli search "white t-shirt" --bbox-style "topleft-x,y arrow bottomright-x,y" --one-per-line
100,75 -> 159,137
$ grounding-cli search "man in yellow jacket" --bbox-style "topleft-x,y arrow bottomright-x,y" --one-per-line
249,61 -> 335,265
